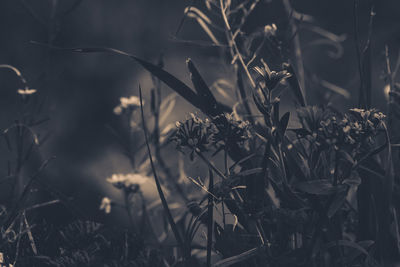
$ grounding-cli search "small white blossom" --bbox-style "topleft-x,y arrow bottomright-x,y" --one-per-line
113,106 -> 123,115
17,88 -> 36,95
264,23 -> 277,37
99,197 -> 112,214
107,173 -> 148,191
113,95 -> 141,115
120,96 -> 140,108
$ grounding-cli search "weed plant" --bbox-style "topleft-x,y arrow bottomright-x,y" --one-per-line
2,0 -> 400,266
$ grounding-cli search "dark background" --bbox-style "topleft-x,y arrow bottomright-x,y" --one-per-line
0,0 -> 399,223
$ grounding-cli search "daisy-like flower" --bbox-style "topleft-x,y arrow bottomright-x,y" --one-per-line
107,173 -> 148,192
99,197 -> 112,214
17,88 -> 37,95
113,95 -> 142,115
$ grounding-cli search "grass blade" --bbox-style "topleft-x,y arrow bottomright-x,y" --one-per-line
138,86 -> 185,253
186,58 -> 226,116
32,42 -> 223,116
213,246 -> 262,267
283,63 -> 306,107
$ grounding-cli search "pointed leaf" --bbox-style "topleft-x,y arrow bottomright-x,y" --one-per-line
32,43 -> 229,117
327,186 -> 348,218
295,179 -> 338,195
186,58 -> 225,116
213,247 -> 262,267
283,63 -> 306,106
279,112 -> 290,135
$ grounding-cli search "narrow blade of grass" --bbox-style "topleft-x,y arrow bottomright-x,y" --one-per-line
213,246 -> 262,267
138,86 -> 185,254
186,58 -> 226,116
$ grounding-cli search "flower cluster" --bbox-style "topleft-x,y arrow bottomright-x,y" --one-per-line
311,108 -> 386,152
106,173 -> 148,193
113,96 -> 141,115
172,113 -> 252,158
172,113 -> 214,159
212,113 -> 252,149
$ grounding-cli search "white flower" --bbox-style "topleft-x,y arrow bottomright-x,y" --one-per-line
264,23 -> 277,37
120,96 -> 140,108
107,173 -> 148,191
113,106 -> 123,115
17,88 -> 36,95
113,95 -> 142,115
100,197 -> 112,214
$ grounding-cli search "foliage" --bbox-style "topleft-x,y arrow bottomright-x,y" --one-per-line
1,0 -> 400,266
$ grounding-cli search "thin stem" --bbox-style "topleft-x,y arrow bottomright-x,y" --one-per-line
124,191 -> 138,233
224,148 -> 229,176
282,0 -> 306,97
219,0 -> 256,88
207,168 -> 214,267
195,149 -> 227,180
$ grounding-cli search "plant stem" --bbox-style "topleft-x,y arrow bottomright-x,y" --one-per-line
282,0 -> 306,98
207,168 -> 214,267
219,0 -> 256,88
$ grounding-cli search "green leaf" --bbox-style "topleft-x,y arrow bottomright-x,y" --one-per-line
345,240 -> 374,263
279,112 -> 290,136
295,179 -> 338,195
338,150 -> 355,165
327,185 -> 348,218
186,58 -> 225,116
213,247 -> 262,267
324,240 -> 372,257
235,168 -> 263,177
32,43 -> 230,117
138,87 -> 184,251
283,63 -> 306,107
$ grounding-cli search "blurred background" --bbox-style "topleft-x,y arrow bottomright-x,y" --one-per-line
0,0 -> 399,224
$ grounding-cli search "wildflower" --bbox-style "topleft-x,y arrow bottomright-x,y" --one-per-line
113,106 -> 123,115
113,95 -> 141,115
172,113 -> 214,159
212,112 -> 251,149
99,197 -> 112,214
107,173 -> 148,192
17,88 -> 36,95
120,96 -> 140,108
342,125 -> 351,133
264,23 -> 277,37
